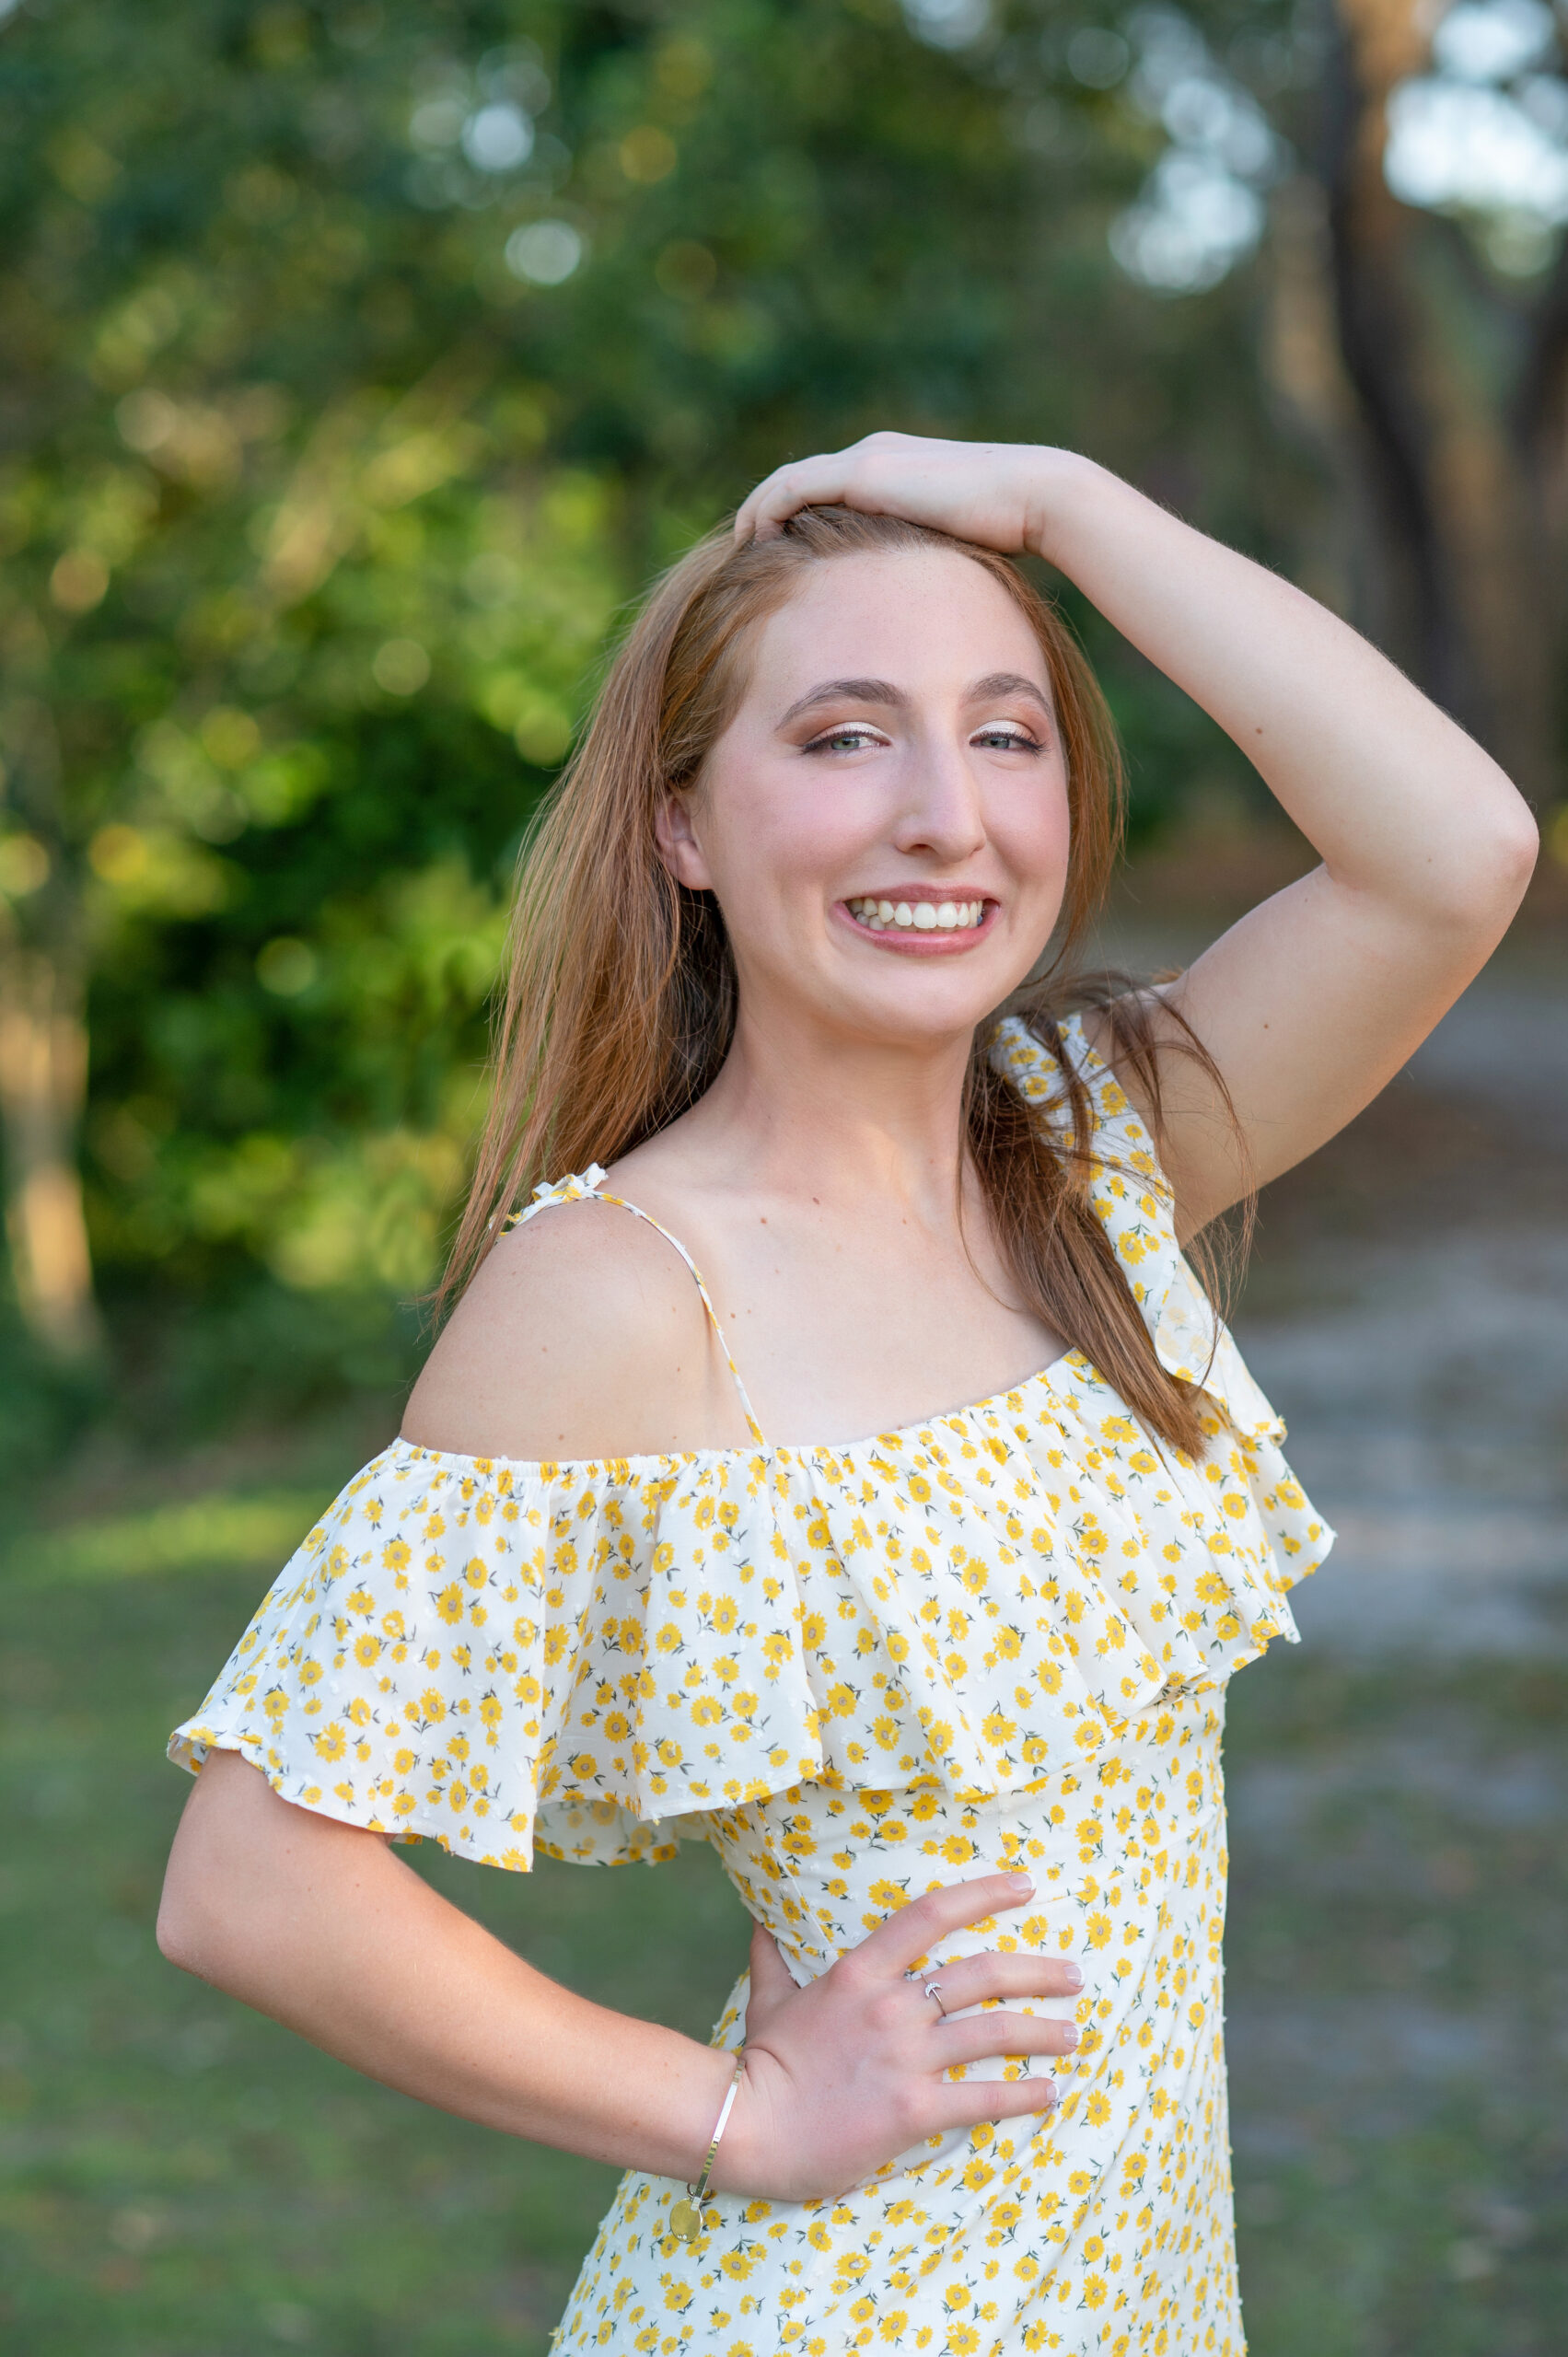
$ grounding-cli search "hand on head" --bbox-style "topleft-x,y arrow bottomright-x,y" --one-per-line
734,430 -> 1072,558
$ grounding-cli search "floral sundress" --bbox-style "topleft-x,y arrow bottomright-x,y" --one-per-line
169,1014 -> 1332,2354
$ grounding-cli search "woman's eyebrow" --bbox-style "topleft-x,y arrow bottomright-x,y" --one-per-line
969,671 -> 1054,715
777,677 -> 908,727
776,671 -> 1054,729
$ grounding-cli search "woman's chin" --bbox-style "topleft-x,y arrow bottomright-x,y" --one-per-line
819,977 -> 1016,1050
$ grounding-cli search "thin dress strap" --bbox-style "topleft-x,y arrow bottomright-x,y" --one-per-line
505,1166 -> 766,1448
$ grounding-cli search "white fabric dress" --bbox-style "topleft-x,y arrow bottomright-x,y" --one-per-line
169,1015 -> 1332,2355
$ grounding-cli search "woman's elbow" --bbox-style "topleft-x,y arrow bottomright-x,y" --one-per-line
157,1748 -> 268,1979
1491,795 -> 1540,902
156,1881 -> 204,1976
1423,791 -> 1540,937
157,1842 -> 231,1980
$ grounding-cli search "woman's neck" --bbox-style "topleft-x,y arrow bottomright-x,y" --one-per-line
668,997 -> 980,1228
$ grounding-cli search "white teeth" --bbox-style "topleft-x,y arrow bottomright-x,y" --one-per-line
848,897 -> 989,931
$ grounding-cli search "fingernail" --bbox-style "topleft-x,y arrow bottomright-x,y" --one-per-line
1005,1874 -> 1033,1898
1062,1963 -> 1083,1991
1061,2024 -> 1080,2049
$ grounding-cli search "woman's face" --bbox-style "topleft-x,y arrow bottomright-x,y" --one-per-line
657,547 -> 1073,1052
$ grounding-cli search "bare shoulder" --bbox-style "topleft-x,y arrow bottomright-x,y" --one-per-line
401,1199 -> 748,1461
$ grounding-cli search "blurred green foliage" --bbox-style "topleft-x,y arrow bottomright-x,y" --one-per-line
0,0 -> 1312,1454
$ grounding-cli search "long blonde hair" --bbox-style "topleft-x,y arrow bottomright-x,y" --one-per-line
442,506 -> 1241,1457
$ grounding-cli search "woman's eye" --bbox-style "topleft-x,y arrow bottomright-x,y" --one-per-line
805,726 -> 885,754
973,725 -> 1042,752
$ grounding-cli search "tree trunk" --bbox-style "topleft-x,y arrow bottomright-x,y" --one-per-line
0,689 -> 100,1362
1318,0 -> 1562,806
0,935 -> 100,1362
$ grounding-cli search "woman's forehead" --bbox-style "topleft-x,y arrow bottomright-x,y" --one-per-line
744,547 -> 1049,693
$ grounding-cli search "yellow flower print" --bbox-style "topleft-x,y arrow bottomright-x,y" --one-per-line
168,1039 -> 1326,2357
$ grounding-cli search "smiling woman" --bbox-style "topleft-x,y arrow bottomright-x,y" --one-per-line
157,435 -> 1537,2357
430,503 -> 1218,1458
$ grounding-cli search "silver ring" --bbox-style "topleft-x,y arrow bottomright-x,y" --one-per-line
922,1979 -> 947,2016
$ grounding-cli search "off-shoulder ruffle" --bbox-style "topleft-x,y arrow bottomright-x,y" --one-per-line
169,1014 -> 1331,1868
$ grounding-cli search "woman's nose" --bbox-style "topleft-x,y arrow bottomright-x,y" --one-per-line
889,737 -> 987,863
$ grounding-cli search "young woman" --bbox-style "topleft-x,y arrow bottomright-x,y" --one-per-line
158,435 -> 1537,2354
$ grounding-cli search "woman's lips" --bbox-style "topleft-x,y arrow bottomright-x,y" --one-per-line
835,893 -> 998,954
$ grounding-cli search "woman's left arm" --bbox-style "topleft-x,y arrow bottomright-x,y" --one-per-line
738,436 -> 1540,1229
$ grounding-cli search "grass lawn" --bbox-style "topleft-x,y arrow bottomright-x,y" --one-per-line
2,1469 -> 1564,2355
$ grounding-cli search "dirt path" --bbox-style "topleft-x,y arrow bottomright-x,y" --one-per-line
1213,937 -> 1568,2351
1237,945 -> 1568,1661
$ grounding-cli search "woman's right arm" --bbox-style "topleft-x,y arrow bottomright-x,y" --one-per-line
157,1747 -> 738,2176
157,1749 -> 1080,2201
161,1204 -> 1082,2200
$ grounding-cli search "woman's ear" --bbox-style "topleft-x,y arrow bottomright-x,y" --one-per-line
654,790 -> 714,889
